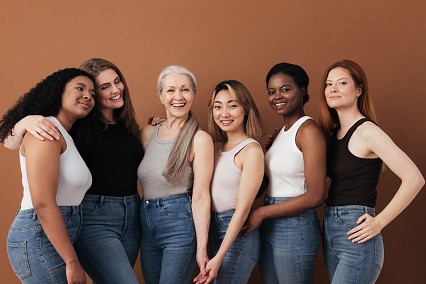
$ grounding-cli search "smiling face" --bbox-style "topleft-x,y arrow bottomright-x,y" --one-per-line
212,89 -> 245,134
325,67 -> 362,110
59,75 -> 95,121
94,69 -> 125,114
267,73 -> 304,117
159,73 -> 194,119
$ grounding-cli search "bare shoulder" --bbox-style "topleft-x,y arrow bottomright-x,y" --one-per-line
194,129 -> 213,146
240,141 -> 263,157
298,119 -> 325,141
22,133 -> 61,155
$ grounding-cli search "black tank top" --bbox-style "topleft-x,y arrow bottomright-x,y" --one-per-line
326,118 -> 382,207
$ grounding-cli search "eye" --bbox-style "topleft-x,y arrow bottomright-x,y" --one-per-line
114,77 -> 122,84
267,90 -> 275,96
100,85 -> 110,90
90,91 -> 96,97
339,81 -> 347,86
280,87 -> 290,93
325,83 -> 332,87
230,104 -> 239,108
182,88 -> 190,92
166,89 -> 174,93
213,105 -> 221,109
76,86 -> 84,91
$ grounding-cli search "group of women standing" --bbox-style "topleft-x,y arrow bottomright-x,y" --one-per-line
0,58 -> 424,284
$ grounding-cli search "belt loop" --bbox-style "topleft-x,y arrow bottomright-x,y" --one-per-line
32,210 -> 38,220
99,196 -> 104,207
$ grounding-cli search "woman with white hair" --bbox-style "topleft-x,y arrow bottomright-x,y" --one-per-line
137,65 -> 214,283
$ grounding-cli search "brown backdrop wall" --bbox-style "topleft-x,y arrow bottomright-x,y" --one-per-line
1,1 -> 425,283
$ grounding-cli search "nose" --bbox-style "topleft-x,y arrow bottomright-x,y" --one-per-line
111,84 -> 120,94
221,107 -> 229,117
82,92 -> 92,100
174,90 -> 183,100
329,83 -> 337,93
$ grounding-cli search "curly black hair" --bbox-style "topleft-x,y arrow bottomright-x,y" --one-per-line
0,68 -> 95,147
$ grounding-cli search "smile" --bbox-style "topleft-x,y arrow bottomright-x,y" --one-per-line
110,94 -> 121,100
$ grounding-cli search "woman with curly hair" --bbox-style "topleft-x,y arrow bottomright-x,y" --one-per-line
4,58 -> 156,283
319,60 -> 424,283
0,68 -> 95,283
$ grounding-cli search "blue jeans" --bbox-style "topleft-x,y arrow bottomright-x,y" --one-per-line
260,197 -> 321,284
140,193 -> 196,284
7,206 -> 82,283
323,205 -> 384,284
209,209 -> 260,284
74,194 -> 140,284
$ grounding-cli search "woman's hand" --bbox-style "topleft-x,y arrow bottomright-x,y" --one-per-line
147,115 -> 166,126
194,256 -> 222,284
264,128 -> 279,151
242,207 -> 264,237
347,213 -> 383,243
22,115 -> 60,141
66,261 -> 87,284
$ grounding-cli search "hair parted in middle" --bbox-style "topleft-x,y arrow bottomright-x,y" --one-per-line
208,80 -> 263,143
318,59 -> 377,140
157,65 -> 200,183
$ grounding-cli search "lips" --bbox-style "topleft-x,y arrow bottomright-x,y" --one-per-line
110,94 -> 121,101
220,120 -> 233,126
78,101 -> 92,109
172,103 -> 185,108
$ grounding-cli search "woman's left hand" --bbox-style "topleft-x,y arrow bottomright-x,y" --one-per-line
241,208 -> 263,237
347,213 -> 383,243
193,256 -> 221,284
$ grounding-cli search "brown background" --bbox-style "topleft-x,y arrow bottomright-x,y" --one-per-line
1,1 -> 425,283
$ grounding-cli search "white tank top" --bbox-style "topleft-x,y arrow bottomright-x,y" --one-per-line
19,116 -> 92,209
210,138 -> 259,212
265,116 -> 311,197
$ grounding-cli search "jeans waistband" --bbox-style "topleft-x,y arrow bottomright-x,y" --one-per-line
211,209 -> 235,219
16,205 -> 82,220
325,205 -> 375,216
83,193 -> 140,205
142,193 -> 191,206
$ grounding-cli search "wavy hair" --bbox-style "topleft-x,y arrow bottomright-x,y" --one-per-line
79,58 -> 141,141
0,68 -> 94,145
157,65 -> 200,183
318,60 -> 377,139
208,80 -> 262,143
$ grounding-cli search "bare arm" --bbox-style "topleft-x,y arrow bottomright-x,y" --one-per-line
244,121 -> 326,232
4,115 -> 60,150
198,143 -> 264,284
191,130 -> 214,277
23,134 -> 86,284
347,123 -> 424,243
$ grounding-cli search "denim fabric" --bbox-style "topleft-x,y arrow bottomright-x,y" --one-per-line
7,206 -> 82,283
209,209 -> 260,284
323,205 -> 384,284
140,193 -> 196,284
74,194 -> 140,284
260,196 -> 321,284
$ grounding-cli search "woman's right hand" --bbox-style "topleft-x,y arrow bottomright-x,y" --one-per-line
264,128 -> 280,151
22,115 -> 60,141
66,261 -> 87,284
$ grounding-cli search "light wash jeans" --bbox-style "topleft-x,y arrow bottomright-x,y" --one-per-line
260,196 -> 321,284
74,194 -> 140,284
7,206 -> 82,283
208,209 -> 260,284
323,205 -> 384,284
140,193 -> 196,284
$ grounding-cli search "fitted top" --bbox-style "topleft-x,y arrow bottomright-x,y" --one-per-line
20,116 -> 92,209
137,124 -> 194,199
210,138 -> 259,212
86,123 -> 143,197
265,116 -> 311,197
326,118 -> 382,207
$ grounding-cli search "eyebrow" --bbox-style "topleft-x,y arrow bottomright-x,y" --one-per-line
327,77 -> 350,82
268,84 -> 292,89
214,99 -> 238,104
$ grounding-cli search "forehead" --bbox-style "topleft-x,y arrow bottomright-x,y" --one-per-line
96,68 -> 119,84
327,67 -> 351,80
268,73 -> 296,87
214,89 -> 237,102
164,73 -> 191,86
68,76 -> 94,88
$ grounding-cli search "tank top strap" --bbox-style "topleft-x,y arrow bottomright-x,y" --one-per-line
231,138 -> 259,156
145,124 -> 161,147
343,118 -> 370,144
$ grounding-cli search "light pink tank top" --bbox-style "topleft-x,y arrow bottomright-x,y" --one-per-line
211,138 -> 259,212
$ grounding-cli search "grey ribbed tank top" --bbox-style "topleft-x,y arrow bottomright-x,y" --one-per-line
137,124 -> 194,199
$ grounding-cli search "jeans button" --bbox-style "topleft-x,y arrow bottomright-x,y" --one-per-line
145,200 -> 150,205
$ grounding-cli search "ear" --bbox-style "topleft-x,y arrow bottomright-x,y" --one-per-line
356,85 -> 363,98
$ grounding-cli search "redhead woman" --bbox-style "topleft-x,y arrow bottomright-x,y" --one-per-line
0,68 -> 95,283
137,65 -> 214,284
319,60 -> 424,283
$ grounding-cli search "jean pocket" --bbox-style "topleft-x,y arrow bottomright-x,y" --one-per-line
7,241 -> 31,280
374,234 -> 384,270
160,200 -> 190,216
335,211 -> 365,229
82,200 -> 101,215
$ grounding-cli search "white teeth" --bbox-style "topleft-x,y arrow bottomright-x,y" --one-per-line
275,102 -> 287,107
173,103 -> 185,107
111,94 -> 121,100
